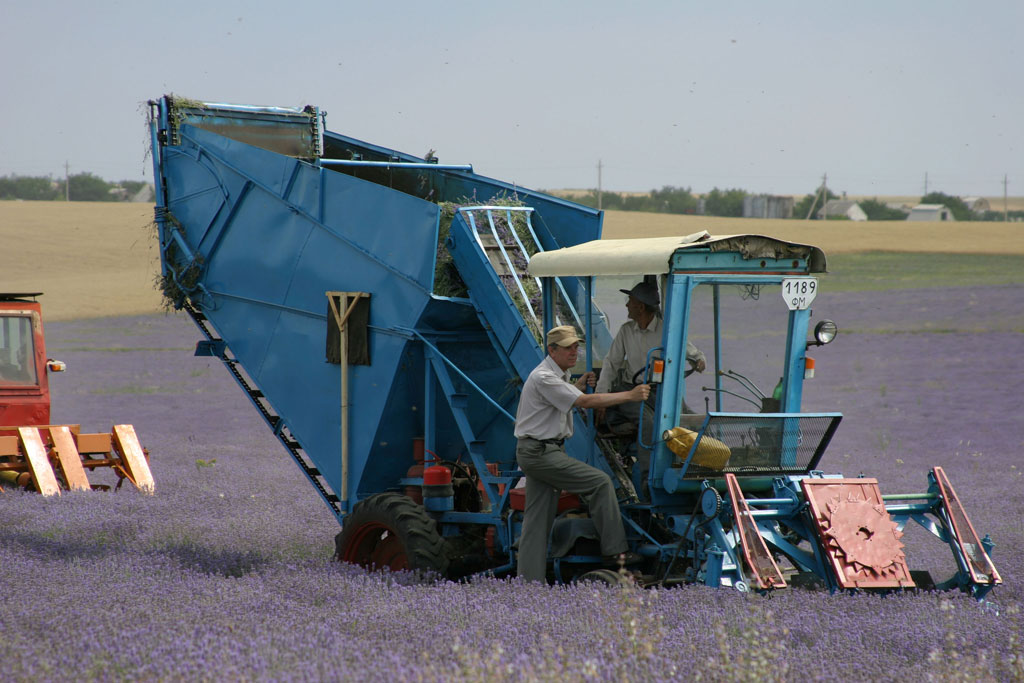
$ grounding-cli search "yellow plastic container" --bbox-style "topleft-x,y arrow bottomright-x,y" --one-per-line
663,426 -> 731,469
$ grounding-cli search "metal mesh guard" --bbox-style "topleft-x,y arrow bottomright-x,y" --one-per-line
680,412 -> 841,477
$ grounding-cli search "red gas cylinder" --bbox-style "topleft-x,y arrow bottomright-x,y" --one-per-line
422,465 -> 454,512
423,464 -> 452,486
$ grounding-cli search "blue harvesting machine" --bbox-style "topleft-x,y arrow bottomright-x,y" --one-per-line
147,96 -> 1000,596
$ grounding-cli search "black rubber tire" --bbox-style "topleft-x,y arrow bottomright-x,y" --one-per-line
575,568 -> 635,587
334,492 -> 450,577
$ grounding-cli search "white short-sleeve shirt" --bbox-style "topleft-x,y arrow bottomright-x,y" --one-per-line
514,354 -> 582,441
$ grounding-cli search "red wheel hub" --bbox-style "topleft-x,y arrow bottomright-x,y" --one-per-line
343,522 -> 410,571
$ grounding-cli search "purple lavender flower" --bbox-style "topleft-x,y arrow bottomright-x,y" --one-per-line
1,276 -> 1021,680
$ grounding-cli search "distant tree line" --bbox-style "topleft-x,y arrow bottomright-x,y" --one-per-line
5,172 -> 1019,220
0,173 -> 150,202
857,198 -> 910,221
563,185 -> 1020,221
568,186 -> 748,217
980,209 -> 1024,221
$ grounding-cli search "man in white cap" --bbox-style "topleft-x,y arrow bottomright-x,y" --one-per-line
514,325 -> 650,582
596,281 -> 705,494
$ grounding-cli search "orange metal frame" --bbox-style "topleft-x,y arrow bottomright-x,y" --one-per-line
932,466 -> 1001,587
0,424 -> 153,495
724,473 -> 787,590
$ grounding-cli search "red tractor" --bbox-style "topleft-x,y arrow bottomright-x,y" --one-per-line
0,293 -> 153,494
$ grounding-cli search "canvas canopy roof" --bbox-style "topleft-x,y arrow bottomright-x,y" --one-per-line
528,232 -> 826,277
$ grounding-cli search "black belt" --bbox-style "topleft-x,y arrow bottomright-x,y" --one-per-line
523,436 -> 564,446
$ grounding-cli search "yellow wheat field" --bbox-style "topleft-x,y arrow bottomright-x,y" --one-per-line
601,211 -> 1024,254
1,200 -> 1021,321
0,202 -> 161,321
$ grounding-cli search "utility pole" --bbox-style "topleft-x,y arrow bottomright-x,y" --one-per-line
1004,174 -> 1009,222
804,172 -> 827,220
65,161 -> 70,201
597,159 -> 603,211
804,185 -> 818,220
822,172 -> 827,220
924,172 -> 928,196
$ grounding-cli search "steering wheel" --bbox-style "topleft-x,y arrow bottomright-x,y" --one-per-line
631,357 -> 698,385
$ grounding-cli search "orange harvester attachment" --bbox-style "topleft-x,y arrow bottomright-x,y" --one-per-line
0,294 -> 153,495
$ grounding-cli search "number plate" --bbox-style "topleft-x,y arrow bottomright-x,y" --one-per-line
781,277 -> 817,310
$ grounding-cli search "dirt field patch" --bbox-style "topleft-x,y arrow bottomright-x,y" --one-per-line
3,200 -> 1022,321
0,202 -> 162,321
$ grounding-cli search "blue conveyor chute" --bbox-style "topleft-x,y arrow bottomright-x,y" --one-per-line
149,97 -> 608,521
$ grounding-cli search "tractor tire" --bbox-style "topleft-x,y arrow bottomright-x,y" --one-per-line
575,568 -> 636,587
334,492 -> 450,577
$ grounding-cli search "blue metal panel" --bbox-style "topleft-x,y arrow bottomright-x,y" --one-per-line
156,100 -> 662,524
781,308 -> 811,412
650,273 -> 695,488
671,249 -> 812,274
160,124 -> 442,502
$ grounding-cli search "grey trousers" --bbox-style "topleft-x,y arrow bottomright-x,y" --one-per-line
515,438 -> 628,582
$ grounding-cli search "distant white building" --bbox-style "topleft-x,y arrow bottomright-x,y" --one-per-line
963,197 -> 990,214
130,184 -> 155,202
818,199 -> 867,221
742,194 -> 794,219
906,204 -> 955,221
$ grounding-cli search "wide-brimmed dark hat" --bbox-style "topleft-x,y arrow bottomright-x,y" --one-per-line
620,282 -> 659,308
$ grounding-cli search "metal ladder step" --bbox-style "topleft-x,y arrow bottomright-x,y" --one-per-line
460,206 -> 585,337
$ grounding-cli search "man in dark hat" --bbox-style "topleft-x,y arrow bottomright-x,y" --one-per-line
595,281 -> 706,495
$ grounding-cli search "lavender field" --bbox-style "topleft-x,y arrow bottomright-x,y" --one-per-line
2,259 -> 1023,681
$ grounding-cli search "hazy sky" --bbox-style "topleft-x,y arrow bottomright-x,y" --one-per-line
2,1 -> 1021,197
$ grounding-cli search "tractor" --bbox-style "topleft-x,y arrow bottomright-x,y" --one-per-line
0,293 -> 153,494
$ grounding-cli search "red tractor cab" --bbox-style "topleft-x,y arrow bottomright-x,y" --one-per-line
0,293 -> 61,427
0,293 -> 153,494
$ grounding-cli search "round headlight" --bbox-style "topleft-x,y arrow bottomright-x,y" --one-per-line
814,320 -> 838,345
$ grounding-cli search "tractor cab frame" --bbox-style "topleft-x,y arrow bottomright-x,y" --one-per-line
529,232 -> 837,500
0,293 -> 53,427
